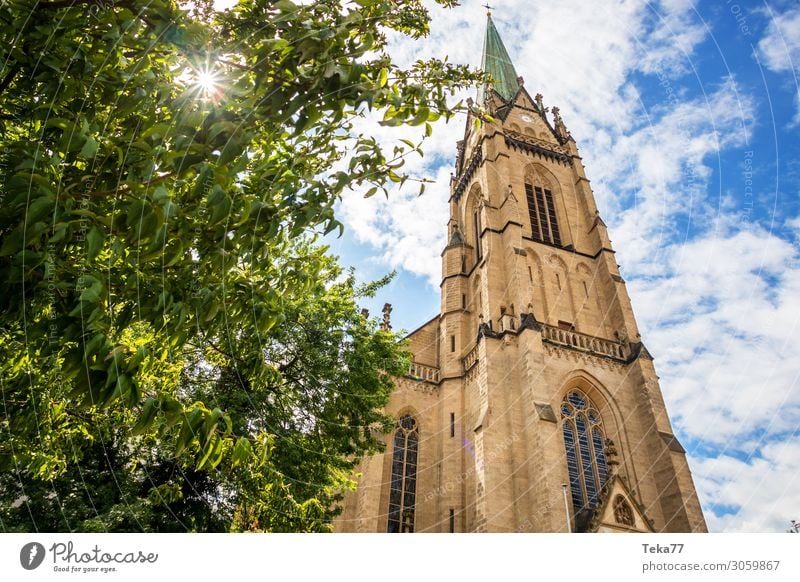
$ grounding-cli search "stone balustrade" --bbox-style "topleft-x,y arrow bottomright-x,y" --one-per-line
462,343 -> 480,373
407,361 -> 440,383
541,324 -> 628,361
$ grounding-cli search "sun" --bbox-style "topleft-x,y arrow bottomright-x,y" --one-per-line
177,63 -> 224,103
195,67 -> 220,95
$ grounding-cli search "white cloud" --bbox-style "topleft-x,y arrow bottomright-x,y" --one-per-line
693,438 -> 800,533
338,163 -> 452,284
756,5 -> 800,124
757,5 -> 800,73
588,78 -> 755,274
631,226 -> 800,441
625,223 -> 800,531
635,0 -> 707,77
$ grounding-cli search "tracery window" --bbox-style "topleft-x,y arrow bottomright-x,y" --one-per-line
525,183 -> 562,246
561,390 -> 609,527
387,415 -> 419,533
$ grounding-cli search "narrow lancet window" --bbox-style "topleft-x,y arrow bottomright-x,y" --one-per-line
474,209 -> 483,261
387,415 -> 419,533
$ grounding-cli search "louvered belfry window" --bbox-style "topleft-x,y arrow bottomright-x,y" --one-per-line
525,183 -> 562,246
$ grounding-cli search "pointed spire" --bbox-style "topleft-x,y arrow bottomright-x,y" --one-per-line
479,13 -> 520,104
551,106 -> 571,142
380,303 -> 392,331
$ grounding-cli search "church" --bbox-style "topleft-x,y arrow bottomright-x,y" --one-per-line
334,13 -> 707,533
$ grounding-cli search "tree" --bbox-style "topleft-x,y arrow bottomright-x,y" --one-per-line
0,0 -> 481,530
0,250 -> 407,531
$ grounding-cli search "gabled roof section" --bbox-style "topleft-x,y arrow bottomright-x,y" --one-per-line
478,13 -> 520,104
589,475 -> 656,533
404,314 -> 440,341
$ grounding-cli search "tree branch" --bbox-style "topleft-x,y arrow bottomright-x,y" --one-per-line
217,58 -> 252,72
0,64 -> 21,98
34,0 -> 152,28
206,340 -> 233,360
277,353 -> 300,374
84,172 -> 175,198
34,0 -> 132,10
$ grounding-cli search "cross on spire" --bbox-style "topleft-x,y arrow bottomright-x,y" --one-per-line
482,3 -> 493,15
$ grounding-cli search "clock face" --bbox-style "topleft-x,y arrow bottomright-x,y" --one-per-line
521,114 -> 533,123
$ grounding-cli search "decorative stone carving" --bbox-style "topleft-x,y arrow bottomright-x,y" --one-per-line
605,438 -> 620,473
543,343 -> 625,372
478,321 -> 498,339
551,106 -> 571,142
614,495 -> 635,526
400,378 -> 438,396
380,303 -> 392,331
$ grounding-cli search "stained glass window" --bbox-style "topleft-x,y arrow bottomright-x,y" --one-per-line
560,390 -> 609,529
387,415 -> 419,533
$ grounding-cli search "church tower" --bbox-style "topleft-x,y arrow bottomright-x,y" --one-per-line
334,13 -> 707,533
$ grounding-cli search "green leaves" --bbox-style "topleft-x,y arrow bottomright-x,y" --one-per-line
132,398 -> 159,436
86,226 -> 104,261
0,0 -> 480,533
231,437 -> 252,468
79,136 -> 98,160
207,185 -> 232,225
25,195 -> 56,224
75,273 -> 104,306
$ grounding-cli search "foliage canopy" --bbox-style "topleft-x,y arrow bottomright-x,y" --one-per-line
0,0 -> 480,530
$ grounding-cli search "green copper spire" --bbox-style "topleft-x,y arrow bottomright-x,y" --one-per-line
479,13 -> 520,103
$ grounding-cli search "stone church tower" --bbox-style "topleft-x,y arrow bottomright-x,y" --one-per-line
334,14 -> 707,533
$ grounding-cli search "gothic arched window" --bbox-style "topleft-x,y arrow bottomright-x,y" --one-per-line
387,415 -> 419,533
561,390 -> 609,527
525,181 -> 561,246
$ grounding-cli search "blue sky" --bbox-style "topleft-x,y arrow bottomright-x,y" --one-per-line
325,0 -> 800,532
